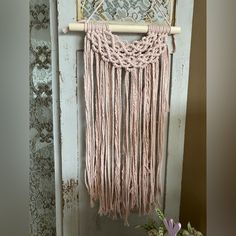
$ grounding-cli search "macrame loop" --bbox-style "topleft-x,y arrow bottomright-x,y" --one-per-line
85,22 -> 170,71
84,21 -> 108,32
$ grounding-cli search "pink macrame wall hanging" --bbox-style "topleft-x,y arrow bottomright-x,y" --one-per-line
84,22 -> 171,224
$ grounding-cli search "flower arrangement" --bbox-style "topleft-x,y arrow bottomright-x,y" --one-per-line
136,209 -> 203,236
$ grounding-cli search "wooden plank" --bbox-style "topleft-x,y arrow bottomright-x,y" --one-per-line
164,0 -> 194,221
77,0 -> 82,20
68,22 -> 181,34
57,0 -> 84,235
50,0 -> 63,235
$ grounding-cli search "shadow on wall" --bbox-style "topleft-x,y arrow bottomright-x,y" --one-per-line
180,0 -> 206,234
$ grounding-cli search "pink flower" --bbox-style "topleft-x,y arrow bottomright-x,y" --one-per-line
163,218 -> 181,236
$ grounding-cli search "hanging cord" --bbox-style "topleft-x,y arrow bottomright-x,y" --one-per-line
152,0 -> 171,26
86,0 -> 105,23
151,0 -> 176,52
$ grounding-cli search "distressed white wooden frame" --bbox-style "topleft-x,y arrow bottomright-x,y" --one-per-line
53,0 -> 194,235
50,0 -> 63,235
164,0 -> 194,220
55,0 -> 82,235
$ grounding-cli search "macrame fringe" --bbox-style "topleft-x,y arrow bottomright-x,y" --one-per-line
84,23 -> 170,225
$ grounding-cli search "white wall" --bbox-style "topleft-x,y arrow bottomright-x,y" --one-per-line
208,0 -> 236,235
180,0 -> 206,233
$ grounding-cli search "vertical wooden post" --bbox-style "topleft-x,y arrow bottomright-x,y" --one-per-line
50,0 -> 63,235
77,0 -> 82,20
57,0 -> 84,235
164,0 -> 194,220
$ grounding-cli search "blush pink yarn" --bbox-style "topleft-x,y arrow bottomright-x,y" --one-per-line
83,22 -> 171,224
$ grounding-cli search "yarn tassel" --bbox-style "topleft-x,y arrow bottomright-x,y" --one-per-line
114,67 -> 122,217
156,48 -> 170,201
150,61 -> 159,206
84,36 -> 94,205
138,68 -> 144,215
130,69 -> 139,210
83,23 -> 170,223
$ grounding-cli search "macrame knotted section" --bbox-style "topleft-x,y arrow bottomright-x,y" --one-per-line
84,22 -> 170,224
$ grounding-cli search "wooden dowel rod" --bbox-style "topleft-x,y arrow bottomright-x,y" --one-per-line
67,22 -> 181,34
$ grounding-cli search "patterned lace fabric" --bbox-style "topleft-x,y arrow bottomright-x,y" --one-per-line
29,0 -> 56,235
86,23 -> 170,70
82,0 -> 172,23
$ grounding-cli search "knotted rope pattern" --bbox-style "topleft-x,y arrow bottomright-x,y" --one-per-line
84,22 -> 171,224
85,23 -> 170,70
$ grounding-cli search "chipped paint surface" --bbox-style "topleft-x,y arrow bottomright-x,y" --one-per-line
164,0 -> 194,220
62,179 -> 79,211
181,64 -> 185,76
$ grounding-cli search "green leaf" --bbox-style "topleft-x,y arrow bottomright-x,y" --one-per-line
187,222 -> 193,232
158,226 -> 164,236
148,229 -> 159,236
156,208 -> 165,221
182,229 -> 191,236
